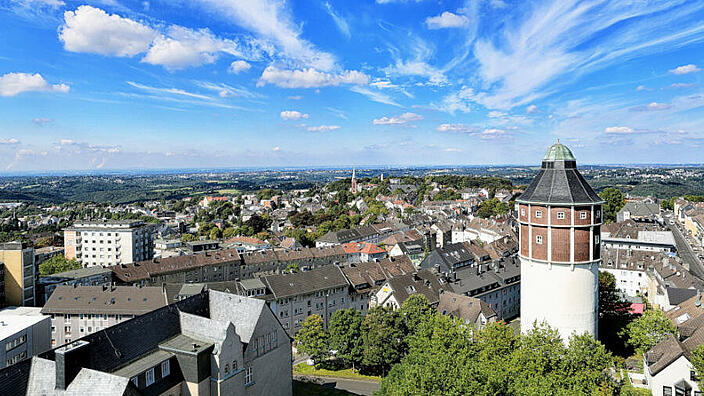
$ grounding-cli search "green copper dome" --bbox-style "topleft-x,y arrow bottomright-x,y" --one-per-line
543,142 -> 576,161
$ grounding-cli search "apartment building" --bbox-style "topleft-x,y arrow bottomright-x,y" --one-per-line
0,307 -> 51,369
64,220 -> 154,267
264,265 -> 361,336
41,285 -> 167,347
0,242 -> 36,307
37,266 -> 113,306
1,290 -> 292,396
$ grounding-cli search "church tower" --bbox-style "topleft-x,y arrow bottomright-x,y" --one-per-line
351,168 -> 358,194
516,142 -> 603,339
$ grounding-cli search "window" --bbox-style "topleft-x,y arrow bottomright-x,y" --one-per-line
131,377 -> 138,387
233,360 -> 238,371
520,208 -> 525,216
161,360 -> 170,377
580,212 -> 587,220
595,236 -> 600,244
596,210 -> 601,217
145,368 -> 155,386
557,212 -> 565,219
663,386 -> 672,396
535,210 -> 543,218
691,370 -> 698,381
245,367 -> 253,385
225,364 -> 229,374
536,235 -> 543,245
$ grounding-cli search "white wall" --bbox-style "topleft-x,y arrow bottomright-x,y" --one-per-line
646,355 -> 700,396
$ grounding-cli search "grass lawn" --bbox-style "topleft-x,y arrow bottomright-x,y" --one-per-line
294,363 -> 381,382
217,189 -> 240,194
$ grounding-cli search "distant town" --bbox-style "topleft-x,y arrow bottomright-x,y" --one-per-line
1,146 -> 704,395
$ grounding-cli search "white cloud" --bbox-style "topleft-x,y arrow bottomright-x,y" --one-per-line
33,117 -> 53,125
481,128 -> 510,139
0,138 -> 20,145
373,112 -> 423,125
467,1 -> 704,109
350,86 -> 402,107
425,12 -> 468,29
526,104 -> 538,114
636,85 -> 651,91
670,64 -> 700,75
127,81 -> 212,100
280,110 -> 308,120
383,60 -> 446,86
258,66 -> 369,88
59,6 -> 157,57
630,102 -> 671,112
287,95 -> 302,100
323,2 -> 350,39
376,0 -> 423,3
142,26 -> 241,70
307,125 -> 339,132
191,0 -> 335,70
15,0 -> 65,8
229,60 -> 251,74
488,110 -> 506,118
272,146 -> 280,151
669,83 -> 696,89
194,81 -> 262,99
443,147 -> 461,152
604,126 -> 634,134
432,86 -> 473,114
60,139 -> 74,145
436,123 -> 477,134
0,72 -> 69,97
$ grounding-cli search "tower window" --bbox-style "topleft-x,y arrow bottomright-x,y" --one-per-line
535,210 -> 543,218
557,212 -> 565,219
520,208 -> 525,216
580,212 -> 588,220
536,235 -> 543,244
595,236 -> 600,244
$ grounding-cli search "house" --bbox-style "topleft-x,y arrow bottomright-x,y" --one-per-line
389,240 -> 426,267
199,196 -> 229,208
437,291 -> 497,329
342,242 -> 387,263
372,270 -> 447,309
617,201 -> 661,223
643,334 -> 702,396
0,290 -> 292,396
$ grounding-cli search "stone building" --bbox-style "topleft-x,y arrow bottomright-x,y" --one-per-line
517,142 -> 603,339
64,220 -> 154,267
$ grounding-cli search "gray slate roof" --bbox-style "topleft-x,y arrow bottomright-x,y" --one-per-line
263,265 -> 349,299
517,144 -> 602,205
41,285 -> 167,315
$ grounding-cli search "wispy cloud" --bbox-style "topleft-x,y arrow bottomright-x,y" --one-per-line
258,66 -> 368,88
307,125 -> 340,132
323,2 -> 350,39
350,86 -> 402,107
373,112 -> 423,125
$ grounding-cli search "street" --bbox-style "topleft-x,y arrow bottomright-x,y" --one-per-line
668,216 -> 704,279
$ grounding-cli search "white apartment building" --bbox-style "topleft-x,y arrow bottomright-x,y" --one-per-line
64,220 -> 154,267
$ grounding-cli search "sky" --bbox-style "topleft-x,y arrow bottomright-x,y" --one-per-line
1,0 -> 704,172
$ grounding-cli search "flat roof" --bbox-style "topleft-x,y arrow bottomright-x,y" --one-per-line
51,266 -> 113,279
159,334 -> 213,355
0,309 -> 49,339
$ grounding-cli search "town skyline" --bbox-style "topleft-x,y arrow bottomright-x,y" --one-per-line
2,0 -> 704,171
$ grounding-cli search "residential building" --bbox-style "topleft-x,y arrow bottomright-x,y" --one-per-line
263,266 -> 360,336
602,220 -> 676,253
389,240 -> 426,267
0,307 -> 51,369
37,266 -> 113,306
437,291 -> 497,329
34,246 -> 65,266
617,201 -> 661,223
0,290 -> 292,396
342,242 -> 387,263
0,242 -> 36,307
64,220 -> 154,267
372,269 -> 447,310
185,240 -> 220,253
517,142 -> 603,340
41,285 -> 167,347
111,248 -> 242,286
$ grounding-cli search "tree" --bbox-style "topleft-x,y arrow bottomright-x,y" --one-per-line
209,227 -> 222,240
361,307 -> 406,376
598,271 -> 634,356
599,187 -> 626,223
690,344 -> 704,389
398,294 -> 434,335
244,214 -> 271,235
284,263 -> 300,273
39,255 -> 81,275
476,198 -> 510,218
222,227 -> 236,238
181,233 -> 197,242
328,309 -> 364,369
622,309 -> 676,354
295,314 -> 330,364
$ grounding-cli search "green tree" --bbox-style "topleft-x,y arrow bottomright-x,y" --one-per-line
222,227 -> 236,238
599,187 -> 626,223
476,198 -> 510,218
622,309 -> 676,354
284,263 -> 300,273
362,307 -> 406,376
39,255 -> 81,275
690,344 -> 704,389
181,233 -> 197,242
398,294 -> 434,335
329,309 -> 365,369
209,227 -> 222,240
598,271 -> 634,356
295,314 -> 330,364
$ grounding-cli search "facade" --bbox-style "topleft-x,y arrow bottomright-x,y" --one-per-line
37,266 -> 113,306
0,290 -> 292,396
517,143 -> 603,339
437,291 -> 497,329
0,242 -> 36,307
373,269 -> 447,310
64,220 -> 154,267
41,285 -> 167,347
264,266 -> 363,336
0,307 -> 51,369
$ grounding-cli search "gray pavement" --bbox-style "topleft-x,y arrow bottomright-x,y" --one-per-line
669,218 -> 704,279
296,375 -> 380,396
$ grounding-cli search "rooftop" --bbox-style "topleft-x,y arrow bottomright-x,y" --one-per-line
542,142 -> 576,161
0,308 -> 49,340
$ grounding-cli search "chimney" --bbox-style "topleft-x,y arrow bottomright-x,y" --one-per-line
55,341 -> 90,390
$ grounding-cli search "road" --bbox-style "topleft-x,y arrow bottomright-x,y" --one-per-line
294,376 -> 381,396
669,217 -> 704,279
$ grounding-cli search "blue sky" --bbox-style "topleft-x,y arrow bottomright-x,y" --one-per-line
1,0 -> 704,172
